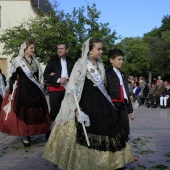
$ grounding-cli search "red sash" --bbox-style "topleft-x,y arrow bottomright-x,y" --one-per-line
112,85 -> 125,102
48,85 -> 65,92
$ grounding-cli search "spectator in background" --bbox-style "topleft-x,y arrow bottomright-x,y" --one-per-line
134,82 -> 141,103
139,76 -> 144,84
160,82 -> 170,108
138,82 -> 149,105
147,80 -> 165,108
134,77 -> 138,84
164,81 -> 168,88
157,76 -> 162,83
152,77 -> 157,85
128,81 -> 134,96
128,76 -> 134,86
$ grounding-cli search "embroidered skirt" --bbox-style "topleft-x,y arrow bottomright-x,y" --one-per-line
43,119 -> 133,170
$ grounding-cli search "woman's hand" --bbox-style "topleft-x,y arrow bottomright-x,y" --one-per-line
8,95 -> 12,102
50,72 -> 55,76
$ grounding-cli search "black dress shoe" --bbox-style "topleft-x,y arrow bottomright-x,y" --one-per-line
163,106 -> 167,109
160,105 -> 163,108
45,130 -> 51,140
146,103 -> 150,108
22,139 -> 30,147
151,104 -> 157,108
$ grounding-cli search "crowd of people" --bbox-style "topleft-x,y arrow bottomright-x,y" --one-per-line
127,75 -> 170,109
0,37 -> 168,169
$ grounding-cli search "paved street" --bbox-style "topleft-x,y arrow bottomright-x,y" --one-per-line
0,104 -> 170,170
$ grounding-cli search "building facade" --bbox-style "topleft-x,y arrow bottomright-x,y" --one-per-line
0,0 -> 52,75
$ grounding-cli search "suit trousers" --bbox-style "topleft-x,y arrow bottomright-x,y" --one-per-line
49,90 -> 65,121
114,102 -> 130,136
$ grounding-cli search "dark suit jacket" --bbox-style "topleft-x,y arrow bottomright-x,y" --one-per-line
143,85 -> 149,97
43,56 -> 74,87
106,67 -> 133,114
162,87 -> 170,96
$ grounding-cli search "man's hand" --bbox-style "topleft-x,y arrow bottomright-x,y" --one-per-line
75,108 -> 79,117
50,72 -> 55,76
60,77 -> 67,85
130,112 -> 135,120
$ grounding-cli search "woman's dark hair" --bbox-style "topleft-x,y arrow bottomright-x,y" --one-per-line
89,38 -> 102,51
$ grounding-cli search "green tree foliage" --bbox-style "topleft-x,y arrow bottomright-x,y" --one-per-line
0,3 -> 118,65
114,37 -> 150,77
65,4 -> 117,65
0,10 -> 77,63
143,15 -> 170,77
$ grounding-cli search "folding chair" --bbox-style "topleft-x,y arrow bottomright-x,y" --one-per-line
143,93 -> 150,106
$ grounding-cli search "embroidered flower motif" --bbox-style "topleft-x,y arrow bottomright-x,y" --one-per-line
90,68 -> 95,73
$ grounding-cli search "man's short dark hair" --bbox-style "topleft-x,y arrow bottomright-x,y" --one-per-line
57,42 -> 69,49
108,49 -> 125,60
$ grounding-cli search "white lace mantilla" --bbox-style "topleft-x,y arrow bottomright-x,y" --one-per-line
6,56 -> 43,87
55,39 -> 106,126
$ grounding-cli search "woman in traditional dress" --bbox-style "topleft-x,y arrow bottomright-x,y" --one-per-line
42,38 -> 133,169
0,41 -> 50,147
0,68 -> 6,108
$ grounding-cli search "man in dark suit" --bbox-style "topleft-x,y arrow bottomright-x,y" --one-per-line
147,80 -> 165,108
106,49 -> 135,137
44,42 -> 74,139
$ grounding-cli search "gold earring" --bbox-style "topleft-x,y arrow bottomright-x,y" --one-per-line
89,53 -> 93,58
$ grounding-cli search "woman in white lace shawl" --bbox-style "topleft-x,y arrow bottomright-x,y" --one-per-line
0,69 -> 6,108
43,38 -> 133,170
0,41 -> 50,147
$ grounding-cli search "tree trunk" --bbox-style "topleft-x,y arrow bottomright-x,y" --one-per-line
148,71 -> 152,84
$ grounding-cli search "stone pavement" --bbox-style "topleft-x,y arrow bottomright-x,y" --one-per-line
0,105 -> 170,170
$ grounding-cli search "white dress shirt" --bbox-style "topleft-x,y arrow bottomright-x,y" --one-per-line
57,58 -> 68,88
113,67 -> 128,100
61,58 -> 68,78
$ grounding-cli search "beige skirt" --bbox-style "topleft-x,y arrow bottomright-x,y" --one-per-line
42,119 -> 134,170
